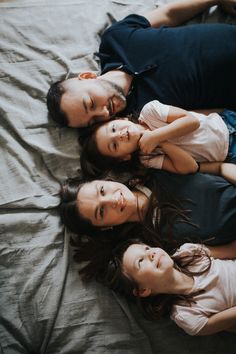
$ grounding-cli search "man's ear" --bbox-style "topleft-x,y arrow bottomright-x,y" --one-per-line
121,154 -> 132,161
133,287 -> 151,298
78,72 -> 97,80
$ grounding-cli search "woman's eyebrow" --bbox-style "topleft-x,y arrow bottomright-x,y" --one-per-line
94,183 -> 100,220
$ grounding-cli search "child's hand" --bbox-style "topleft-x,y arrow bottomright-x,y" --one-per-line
139,130 -> 161,154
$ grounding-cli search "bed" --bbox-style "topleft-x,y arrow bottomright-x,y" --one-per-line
0,0 -> 236,353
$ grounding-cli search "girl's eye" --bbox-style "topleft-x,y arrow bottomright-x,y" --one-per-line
100,186 -> 105,195
112,124 -> 115,133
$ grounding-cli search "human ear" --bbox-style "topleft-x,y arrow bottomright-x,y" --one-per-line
78,72 -> 97,80
133,287 -> 151,297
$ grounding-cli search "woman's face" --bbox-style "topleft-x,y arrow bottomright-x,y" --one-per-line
122,243 -> 174,296
77,180 -> 140,227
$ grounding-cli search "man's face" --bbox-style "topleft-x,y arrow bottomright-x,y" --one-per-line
60,77 -> 127,128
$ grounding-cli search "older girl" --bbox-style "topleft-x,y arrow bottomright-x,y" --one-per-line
80,101 -> 236,184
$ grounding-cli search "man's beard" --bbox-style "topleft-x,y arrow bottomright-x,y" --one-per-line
100,79 -> 127,114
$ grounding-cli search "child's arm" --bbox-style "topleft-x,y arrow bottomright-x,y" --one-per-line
197,306 -> 236,336
206,240 -> 236,260
139,106 -> 200,154
199,162 -> 236,185
159,142 -> 199,174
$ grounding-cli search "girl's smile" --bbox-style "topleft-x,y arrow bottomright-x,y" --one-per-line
95,119 -> 145,160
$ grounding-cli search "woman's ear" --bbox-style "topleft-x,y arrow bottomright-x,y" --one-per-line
133,287 -> 151,297
78,72 -> 97,80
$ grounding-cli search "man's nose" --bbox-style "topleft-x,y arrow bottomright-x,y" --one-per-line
96,105 -> 109,118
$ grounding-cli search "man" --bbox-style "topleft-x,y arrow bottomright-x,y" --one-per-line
47,0 -> 236,128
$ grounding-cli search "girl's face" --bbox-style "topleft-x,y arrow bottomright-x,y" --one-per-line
95,119 -> 144,160
122,243 -> 174,296
77,180 -> 140,227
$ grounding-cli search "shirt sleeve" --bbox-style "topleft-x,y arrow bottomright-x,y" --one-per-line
171,305 -> 209,336
140,153 -> 165,169
139,100 -> 170,131
104,14 -> 151,33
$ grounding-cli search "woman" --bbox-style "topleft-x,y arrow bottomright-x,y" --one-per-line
61,170 -> 236,281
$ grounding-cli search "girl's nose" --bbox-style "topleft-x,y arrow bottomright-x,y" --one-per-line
118,129 -> 127,141
148,250 -> 155,260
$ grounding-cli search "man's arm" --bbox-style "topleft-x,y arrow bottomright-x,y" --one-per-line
144,0 -> 236,28
197,306 -> 236,335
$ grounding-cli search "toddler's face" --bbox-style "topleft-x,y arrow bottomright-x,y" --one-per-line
95,119 -> 143,160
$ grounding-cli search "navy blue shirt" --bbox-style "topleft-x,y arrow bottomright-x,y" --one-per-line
147,170 -> 236,246
98,14 -> 236,114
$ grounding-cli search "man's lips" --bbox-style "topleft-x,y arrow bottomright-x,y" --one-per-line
108,98 -> 114,116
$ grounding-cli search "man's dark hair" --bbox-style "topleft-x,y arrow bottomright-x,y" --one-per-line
46,80 -> 68,126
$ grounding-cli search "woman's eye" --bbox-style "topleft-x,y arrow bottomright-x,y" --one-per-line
99,206 -> 104,218
100,186 -> 104,195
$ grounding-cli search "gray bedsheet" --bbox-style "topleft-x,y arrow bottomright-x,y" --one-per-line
0,0 -> 235,353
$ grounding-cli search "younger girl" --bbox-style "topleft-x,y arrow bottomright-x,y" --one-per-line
80,101 -> 236,184
106,238 -> 236,336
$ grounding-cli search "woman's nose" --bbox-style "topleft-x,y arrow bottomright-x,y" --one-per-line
103,195 -> 117,209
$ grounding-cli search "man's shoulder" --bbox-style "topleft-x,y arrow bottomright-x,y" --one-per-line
102,14 -> 150,38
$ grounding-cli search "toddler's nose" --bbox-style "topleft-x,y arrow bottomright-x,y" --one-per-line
118,129 -> 127,140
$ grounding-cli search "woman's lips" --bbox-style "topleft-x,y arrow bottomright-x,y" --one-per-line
119,191 -> 126,211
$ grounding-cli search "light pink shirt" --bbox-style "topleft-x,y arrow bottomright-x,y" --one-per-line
138,100 -> 229,169
171,243 -> 236,336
